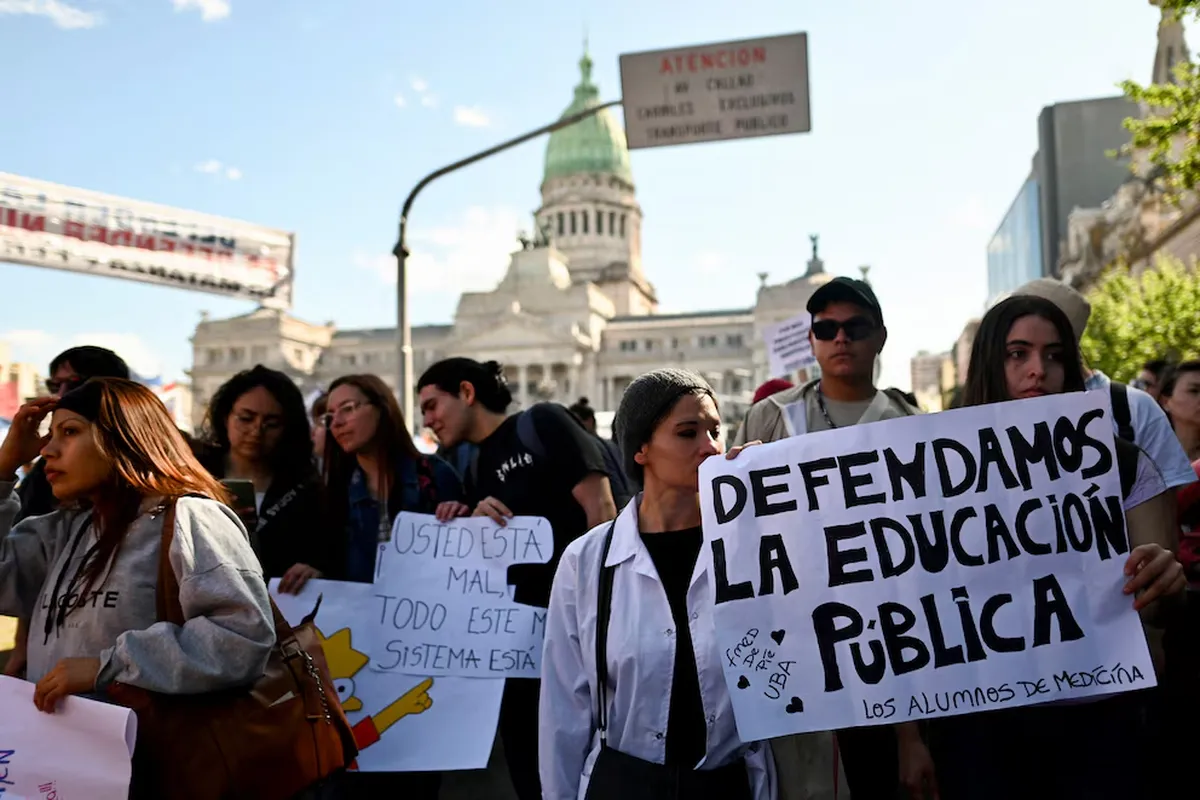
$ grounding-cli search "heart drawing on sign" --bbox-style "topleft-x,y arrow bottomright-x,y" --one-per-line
770,629 -> 786,646
785,697 -> 804,714
737,675 -> 750,689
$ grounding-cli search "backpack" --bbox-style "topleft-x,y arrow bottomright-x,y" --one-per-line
469,404 -> 634,508
1110,382 -> 1135,445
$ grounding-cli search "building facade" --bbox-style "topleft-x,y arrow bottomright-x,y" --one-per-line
189,50 -> 844,432
987,95 -> 1138,300
909,350 -> 955,412
987,173 -> 1043,304
0,341 -> 43,420
1058,4 -> 1197,289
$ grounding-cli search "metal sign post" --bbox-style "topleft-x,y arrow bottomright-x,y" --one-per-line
393,100 -> 622,430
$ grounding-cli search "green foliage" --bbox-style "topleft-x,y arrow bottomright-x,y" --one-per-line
1117,1 -> 1200,199
1081,255 -> 1200,382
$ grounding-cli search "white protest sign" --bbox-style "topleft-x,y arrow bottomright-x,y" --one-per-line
368,513 -> 553,679
271,579 -> 503,772
700,392 -> 1156,742
0,674 -> 137,799
763,313 -> 816,377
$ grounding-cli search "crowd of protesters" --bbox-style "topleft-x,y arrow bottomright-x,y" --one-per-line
1,271 -> 1197,799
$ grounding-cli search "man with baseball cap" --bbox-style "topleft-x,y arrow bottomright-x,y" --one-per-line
735,277 -> 919,442
734,276 -> 934,800
1016,278 -> 1195,492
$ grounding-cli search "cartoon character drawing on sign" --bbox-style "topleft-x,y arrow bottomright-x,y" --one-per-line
318,625 -> 435,759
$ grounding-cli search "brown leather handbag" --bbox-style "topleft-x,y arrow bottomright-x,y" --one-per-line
108,499 -> 358,799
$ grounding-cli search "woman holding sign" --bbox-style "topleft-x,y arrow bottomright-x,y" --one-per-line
539,368 -> 775,800
926,294 -> 1185,799
321,373 -> 464,800
0,379 -> 276,790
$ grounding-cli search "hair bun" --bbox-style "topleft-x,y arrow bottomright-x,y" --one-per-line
578,397 -> 590,406
484,360 -> 508,385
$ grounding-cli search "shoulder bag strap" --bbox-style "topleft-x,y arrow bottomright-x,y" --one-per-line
156,499 -> 186,626
594,519 -> 618,746
159,497 -> 301,647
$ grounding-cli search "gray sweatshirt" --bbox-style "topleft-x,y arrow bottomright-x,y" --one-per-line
0,481 -> 275,692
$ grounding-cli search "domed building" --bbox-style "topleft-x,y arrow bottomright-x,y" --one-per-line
188,49 -> 838,432
537,48 -> 656,317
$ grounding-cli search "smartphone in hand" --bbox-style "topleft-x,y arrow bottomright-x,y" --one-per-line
220,478 -> 259,538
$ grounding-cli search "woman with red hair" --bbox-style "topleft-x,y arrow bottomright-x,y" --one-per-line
0,378 -> 274,722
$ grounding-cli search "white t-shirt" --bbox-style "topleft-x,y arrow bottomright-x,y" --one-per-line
1125,447 -> 1167,510
1087,371 -> 1197,490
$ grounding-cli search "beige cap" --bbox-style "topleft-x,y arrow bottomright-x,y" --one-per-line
1014,278 -> 1090,342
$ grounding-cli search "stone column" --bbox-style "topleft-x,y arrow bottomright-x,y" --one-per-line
518,364 -> 529,409
543,363 -> 554,401
569,363 -> 581,401
603,376 -> 614,411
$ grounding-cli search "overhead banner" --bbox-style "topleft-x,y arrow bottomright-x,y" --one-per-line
369,513 -> 553,679
619,32 -> 811,150
271,580 -> 504,773
699,391 -> 1155,742
0,173 -> 293,305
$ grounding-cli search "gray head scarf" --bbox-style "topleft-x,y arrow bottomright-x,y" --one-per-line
614,368 -> 715,484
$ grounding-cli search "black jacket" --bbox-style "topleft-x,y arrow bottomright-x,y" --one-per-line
195,447 -> 334,580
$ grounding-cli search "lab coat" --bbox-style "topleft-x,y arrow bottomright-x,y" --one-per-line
539,498 -> 776,800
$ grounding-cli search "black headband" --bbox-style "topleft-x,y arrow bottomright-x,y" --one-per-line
56,379 -> 104,421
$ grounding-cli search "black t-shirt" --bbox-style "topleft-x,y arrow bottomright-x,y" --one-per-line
641,526 -> 706,767
468,404 -> 607,606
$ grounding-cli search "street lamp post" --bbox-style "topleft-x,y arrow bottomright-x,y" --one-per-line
393,99 -> 623,430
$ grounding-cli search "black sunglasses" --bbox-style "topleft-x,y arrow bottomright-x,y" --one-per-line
811,316 -> 877,342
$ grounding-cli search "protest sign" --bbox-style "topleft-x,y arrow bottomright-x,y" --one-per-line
271,579 -> 503,772
0,674 -> 137,799
763,312 -> 816,378
699,391 -> 1156,741
368,513 -> 553,679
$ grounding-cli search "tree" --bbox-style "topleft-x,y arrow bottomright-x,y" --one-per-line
1081,254 -> 1200,382
1118,1 -> 1200,199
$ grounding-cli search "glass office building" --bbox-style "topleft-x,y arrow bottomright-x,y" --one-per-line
987,174 -> 1043,303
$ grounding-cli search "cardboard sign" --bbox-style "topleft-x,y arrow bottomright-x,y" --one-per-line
271,579 -> 503,772
763,313 -> 816,378
700,392 -> 1156,741
0,675 -> 137,799
367,513 -> 553,679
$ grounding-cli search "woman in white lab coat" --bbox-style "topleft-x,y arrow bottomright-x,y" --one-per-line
539,368 -> 776,800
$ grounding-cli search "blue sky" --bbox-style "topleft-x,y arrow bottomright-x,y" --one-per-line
0,0 -> 1182,390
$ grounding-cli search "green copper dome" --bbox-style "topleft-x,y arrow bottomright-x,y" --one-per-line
543,49 -> 633,185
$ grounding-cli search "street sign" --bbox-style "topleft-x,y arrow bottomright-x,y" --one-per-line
618,33 -> 811,150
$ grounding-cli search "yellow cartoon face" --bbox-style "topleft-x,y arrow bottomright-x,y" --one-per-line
314,622 -> 434,735
317,626 -> 369,712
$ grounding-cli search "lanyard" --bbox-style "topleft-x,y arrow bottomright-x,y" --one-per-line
815,383 -> 838,430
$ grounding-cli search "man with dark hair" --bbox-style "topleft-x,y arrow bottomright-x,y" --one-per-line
418,357 -> 615,800
5,345 -> 131,679
734,277 -> 935,800
17,346 -> 130,520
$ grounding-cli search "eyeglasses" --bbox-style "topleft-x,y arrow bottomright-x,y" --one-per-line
46,376 -> 84,395
321,400 -> 370,426
811,316 -> 877,342
232,412 -> 285,433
